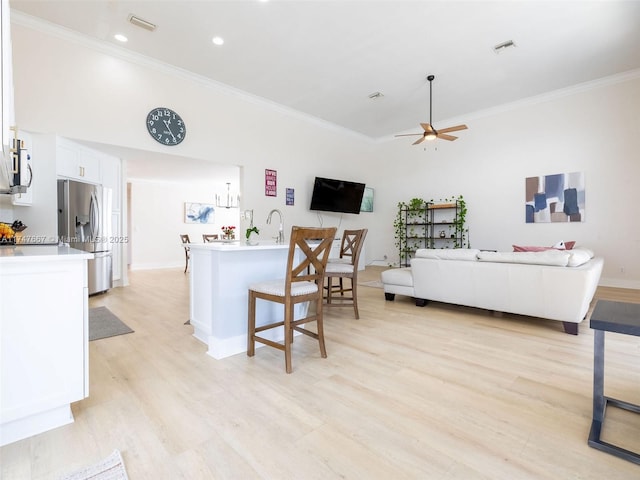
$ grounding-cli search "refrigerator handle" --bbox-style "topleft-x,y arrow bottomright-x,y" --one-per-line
90,190 -> 99,240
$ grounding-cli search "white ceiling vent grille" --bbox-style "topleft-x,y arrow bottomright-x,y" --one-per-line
128,14 -> 156,32
493,40 -> 516,54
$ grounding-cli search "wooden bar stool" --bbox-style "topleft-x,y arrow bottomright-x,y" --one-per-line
247,226 -> 336,373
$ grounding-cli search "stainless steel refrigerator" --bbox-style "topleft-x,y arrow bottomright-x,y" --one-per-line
57,179 -> 113,295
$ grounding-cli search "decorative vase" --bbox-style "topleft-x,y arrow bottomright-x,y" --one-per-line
246,233 -> 258,245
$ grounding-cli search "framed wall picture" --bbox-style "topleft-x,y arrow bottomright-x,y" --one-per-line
185,202 -> 215,224
286,187 -> 294,205
360,187 -> 374,212
525,171 -> 584,223
265,169 -> 277,197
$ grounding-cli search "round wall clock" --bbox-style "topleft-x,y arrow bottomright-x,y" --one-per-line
146,107 -> 186,146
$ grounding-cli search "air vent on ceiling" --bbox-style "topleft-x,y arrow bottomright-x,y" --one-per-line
368,91 -> 384,99
128,14 -> 156,32
493,40 -> 516,54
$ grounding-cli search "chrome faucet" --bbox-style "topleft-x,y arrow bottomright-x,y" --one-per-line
266,209 -> 284,244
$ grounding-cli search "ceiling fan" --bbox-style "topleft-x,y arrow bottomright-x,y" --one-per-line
395,75 -> 468,145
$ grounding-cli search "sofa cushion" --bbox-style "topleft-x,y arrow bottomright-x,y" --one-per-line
414,248 -> 480,261
381,267 -> 414,287
477,250 -> 570,266
567,247 -> 594,267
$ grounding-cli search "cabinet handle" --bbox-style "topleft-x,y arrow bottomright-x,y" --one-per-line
79,166 -> 85,177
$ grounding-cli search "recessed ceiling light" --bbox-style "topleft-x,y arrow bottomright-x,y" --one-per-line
493,39 -> 517,54
114,34 -> 128,42
212,36 -> 224,46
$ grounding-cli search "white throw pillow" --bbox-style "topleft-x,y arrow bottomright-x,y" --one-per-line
414,249 -> 480,261
567,248 -> 595,267
477,250 -> 570,266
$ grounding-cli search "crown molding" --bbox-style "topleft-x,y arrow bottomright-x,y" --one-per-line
381,68 -> 640,143
10,11 -> 372,143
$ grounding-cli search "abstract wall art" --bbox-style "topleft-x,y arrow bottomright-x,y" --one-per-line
361,187 -> 374,213
525,171 -> 585,223
185,202 -> 215,224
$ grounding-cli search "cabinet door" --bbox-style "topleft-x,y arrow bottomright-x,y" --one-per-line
56,143 -> 100,183
101,156 -> 121,211
111,212 -> 121,281
0,260 -> 87,427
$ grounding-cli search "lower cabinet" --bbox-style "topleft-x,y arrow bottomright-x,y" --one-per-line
0,251 -> 89,446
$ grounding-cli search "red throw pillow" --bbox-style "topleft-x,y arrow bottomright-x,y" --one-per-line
512,245 -> 552,252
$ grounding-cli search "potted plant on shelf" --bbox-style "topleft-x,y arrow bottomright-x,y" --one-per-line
394,197 -> 427,267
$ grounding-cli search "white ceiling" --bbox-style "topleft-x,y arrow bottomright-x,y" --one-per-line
9,0 -> 640,173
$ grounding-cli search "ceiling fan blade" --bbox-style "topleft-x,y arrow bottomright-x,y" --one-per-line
437,124 -> 468,134
412,136 -> 426,145
420,123 -> 435,132
437,133 -> 458,141
395,133 -> 423,137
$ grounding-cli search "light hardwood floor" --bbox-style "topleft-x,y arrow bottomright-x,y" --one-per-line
2,267 -> 640,479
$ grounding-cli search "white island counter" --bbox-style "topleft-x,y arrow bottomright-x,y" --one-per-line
189,241 -> 306,359
0,246 -> 92,446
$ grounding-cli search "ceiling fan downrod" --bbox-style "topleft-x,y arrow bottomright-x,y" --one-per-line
427,74 -> 434,126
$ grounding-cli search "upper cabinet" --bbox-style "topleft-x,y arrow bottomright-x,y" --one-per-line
56,139 -> 101,184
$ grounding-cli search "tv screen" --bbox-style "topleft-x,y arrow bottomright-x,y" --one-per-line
310,177 -> 366,214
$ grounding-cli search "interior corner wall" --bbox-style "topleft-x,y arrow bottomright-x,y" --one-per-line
376,74 -> 640,288
9,20 -> 640,288
9,21 -> 382,267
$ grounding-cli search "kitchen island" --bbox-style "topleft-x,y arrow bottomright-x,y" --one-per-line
0,245 -> 92,446
189,241 -> 306,359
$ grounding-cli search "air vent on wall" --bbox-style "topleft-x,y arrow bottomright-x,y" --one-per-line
128,14 -> 156,32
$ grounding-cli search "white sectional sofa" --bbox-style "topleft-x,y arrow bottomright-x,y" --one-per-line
381,248 -> 604,334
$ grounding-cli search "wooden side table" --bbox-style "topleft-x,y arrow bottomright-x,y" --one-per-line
589,300 -> 640,464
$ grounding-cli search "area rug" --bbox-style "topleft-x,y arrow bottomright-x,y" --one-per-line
89,307 -> 134,341
359,280 -> 384,289
59,449 -> 129,480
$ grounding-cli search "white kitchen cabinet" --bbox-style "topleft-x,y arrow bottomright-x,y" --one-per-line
0,246 -> 91,446
101,155 -> 121,211
56,140 -> 101,184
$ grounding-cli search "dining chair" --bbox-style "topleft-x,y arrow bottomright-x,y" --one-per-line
324,228 -> 368,318
247,226 -> 337,373
180,234 -> 191,273
203,234 -> 219,242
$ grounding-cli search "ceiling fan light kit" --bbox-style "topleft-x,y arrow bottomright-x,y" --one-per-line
396,74 -> 467,145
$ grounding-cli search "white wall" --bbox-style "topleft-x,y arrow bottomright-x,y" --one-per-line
8,18 -> 640,288
9,20 -> 380,266
376,74 -> 640,288
129,180 -> 241,270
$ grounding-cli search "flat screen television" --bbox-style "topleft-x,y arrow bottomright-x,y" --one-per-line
310,177 -> 366,214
